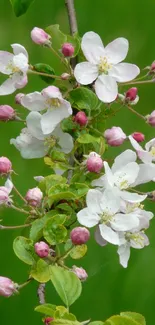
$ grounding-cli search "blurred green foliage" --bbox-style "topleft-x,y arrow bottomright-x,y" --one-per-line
0,0 -> 155,324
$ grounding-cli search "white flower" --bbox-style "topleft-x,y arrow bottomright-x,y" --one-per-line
92,149 -> 155,202
77,188 -> 140,245
129,135 -> 155,163
0,44 -> 29,95
117,231 -> 149,268
21,86 -> 72,135
10,111 -> 73,159
74,32 -> 140,103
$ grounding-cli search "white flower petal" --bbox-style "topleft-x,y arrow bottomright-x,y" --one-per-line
105,38 -> 129,64
133,163 -> 155,186
112,149 -> 137,173
114,162 -> 139,189
129,135 -> 143,151
74,62 -> 98,85
120,190 -> 147,203
5,179 -> 13,194
100,189 -> 120,215
117,244 -> 130,268
104,161 -> 114,187
91,175 -> 106,188
94,225 -> 107,246
0,77 -> 16,95
11,44 -> 28,58
81,31 -> 105,64
21,92 -> 46,111
130,232 -> 149,249
77,207 -> 100,227
53,125 -> 73,153
13,53 -> 28,73
0,51 -> 14,74
111,213 -> 139,231
95,74 -> 118,103
99,224 -> 120,245
145,138 -> 155,151
109,63 -> 140,82
86,189 -> 103,214
26,112 -> 45,140
41,86 -> 63,100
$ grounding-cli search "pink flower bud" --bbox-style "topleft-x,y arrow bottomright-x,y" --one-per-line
70,227 -> 90,245
74,111 -> 88,126
0,277 -> 16,297
104,126 -> 126,146
86,152 -> 103,173
44,317 -> 54,325
62,43 -> 74,57
34,241 -> 49,258
125,88 -> 138,101
31,27 -> 51,45
0,187 -> 10,205
150,61 -> 155,72
0,157 -> 12,175
25,187 -> 43,207
147,110 -> 155,127
15,93 -> 24,105
61,73 -> 70,80
0,105 -> 15,121
132,132 -> 145,142
72,266 -> 88,281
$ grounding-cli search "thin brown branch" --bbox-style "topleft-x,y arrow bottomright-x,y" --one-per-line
0,223 -> 31,230
37,283 -> 46,304
65,0 -> 78,35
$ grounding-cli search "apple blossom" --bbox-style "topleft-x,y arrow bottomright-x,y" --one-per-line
0,44 -> 29,95
70,227 -> 90,245
62,43 -> 74,57
0,179 -> 13,205
74,111 -> 88,126
147,110 -> 155,127
21,86 -> 72,134
0,277 -> 17,297
0,105 -> 15,121
74,31 -> 140,103
31,27 -> 51,45
129,135 -> 155,164
72,266 -> 88,281
132,132 -> 145,143
34,241 -> 49,258
86,152 -> 103,173
25,187 -> 43,206
0,157 -> 12,175
104,126 -> 126,146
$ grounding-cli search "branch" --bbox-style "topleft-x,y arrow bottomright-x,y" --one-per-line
37,283 -> 46,304
65,0 -> 78,36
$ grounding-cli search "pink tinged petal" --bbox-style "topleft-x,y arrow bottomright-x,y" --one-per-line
74,62 -> 98,85
114,162 -> 139,188
26,111 -> 45,140
0,77 -> 16,95
99,224 -> 120,245
77,207 -> 100,228
103,161 -> 114,187
0,51 -> 14,74
109,63 -> 140,82
41,86 -> 63,100
117,244 -> 130,268
133,163 -> 155,186
105,38 -> 129,64
11,44 -> 28,58
41,102 -> 72,135
15,75 -> 28,89
112,149 -> 137,173
95,74 -> 118,103
21,92 -> 46,111
100,189 -> 120,215
81,31 -> 105,64
111,213 -> 139,231
86,189 -> 103,214
94,225 -> 107,246
120,190 -> 147,203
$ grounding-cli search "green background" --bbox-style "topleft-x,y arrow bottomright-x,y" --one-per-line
0,0 -> 155,324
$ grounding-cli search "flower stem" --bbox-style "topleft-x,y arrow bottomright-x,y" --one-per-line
10,204 -> 29,215
13,185 -> 27,204
122,79 -> 155,86
0,223 -> 31,230
28,69 -> 62,80
17,279 -> 32,290
127,105 -> 146,121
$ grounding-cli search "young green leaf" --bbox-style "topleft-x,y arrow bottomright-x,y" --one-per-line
70,244 -> 87,259
120,313 -> 146,325
105,315 -> 139,325
89,322 -> 104,325
35,304 -> 56,317
77,134 -> 100,144
69,87 -> 99,111
31,259 -> 51,283
33,63 -> 55,84
13,236 -> 35,265
10,0 -> 34,17
43,215 -> 67,245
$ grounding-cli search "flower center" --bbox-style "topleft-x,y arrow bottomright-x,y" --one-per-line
126,232 -> 144,247
98,57 -> 111,74
100,212 -> 112,224
7,62 -> 20,74
150,146 -> 155,156
44,136 -> 56,148
46,98 -> 61,108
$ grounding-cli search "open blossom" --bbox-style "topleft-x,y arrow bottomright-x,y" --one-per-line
92,149 -> 155,202
129,135 -> 155,164
10,111 -> 73,159
104,126 -> 126,146
0,179 -> 13,205
0,44 -> 29,95
74,31 -> 140,103
77,188 -> 140,245
21,86 -> 72,134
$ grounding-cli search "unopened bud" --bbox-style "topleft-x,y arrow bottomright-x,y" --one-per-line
0,105 -> 15,121
70,227 -> 90,245
147,110 -> 155,127
0,276 -> 16,297
86,152 -> 103,173
15,93 -> 24,105
74,111 -> 88,126
150,61 -> 155,73
34,241 -> 49,258
104,126 -> 126,146
25,187 -> 43,207
0,157 -> 12,175
72,266 -> 88,281
44,317 -> 54,324
125,88 -> 138,101
62,43 -> 74,57
0,187 -> 10,205
61,73 -> 70,80
31,27 -> 51,45
132,132 -> 145,143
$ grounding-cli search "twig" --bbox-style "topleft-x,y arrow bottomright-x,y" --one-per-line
13,185 -> 27,204
37,283 -> 46,304
0,223 -> 31,230
10,204 -> 29,215
121,79 -> 155,86
28,69 -> 61,80
65,0 -> 78,35
127,105 -> 146,121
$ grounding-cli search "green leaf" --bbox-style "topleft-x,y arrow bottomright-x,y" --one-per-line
13,236 -> 35,265
66,34 -> 81,57
43,215 -> 67,245
35,304 -> 56,316
10,0 -> 34,16
69,183 -> 89,198
89,322 -> 104,325
54,306 -> 69,318
31,259 -> 51,283
69,87 -> 99,110
29,218 -> 45,242
105,315 -> 140,325
33,63 -> 55,84
52,320 -> 80,325
48,184 -> 76,206
120,313 -> 146,325
50,266 -> 82,307
51,151 -> 67,163
70,244 -> 87,259
39,174 -> 67,193
77,134 -> 100,144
